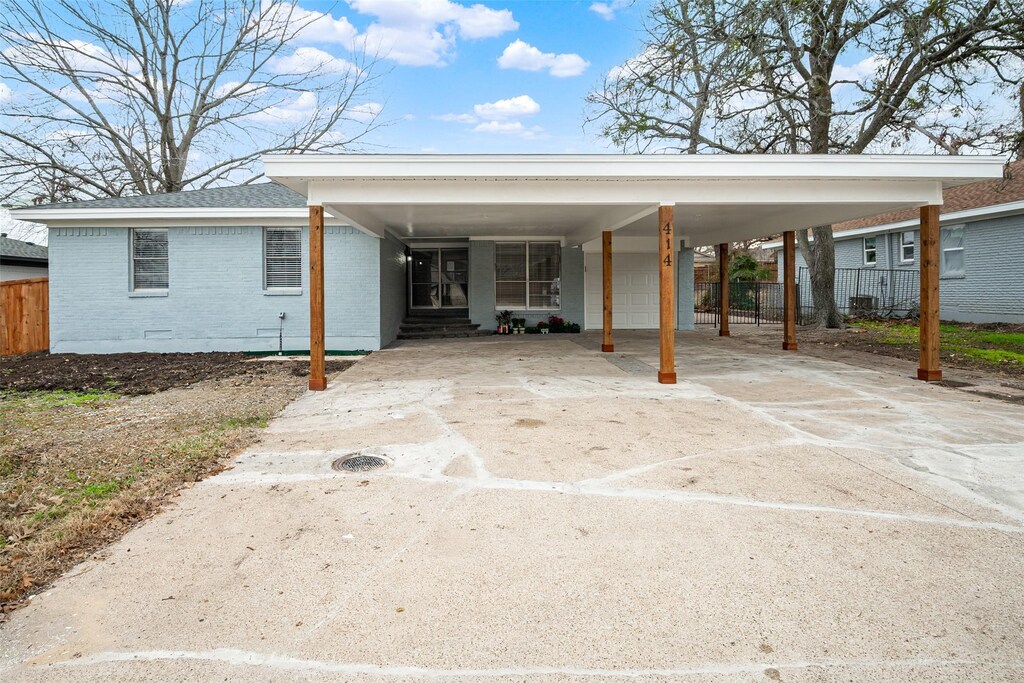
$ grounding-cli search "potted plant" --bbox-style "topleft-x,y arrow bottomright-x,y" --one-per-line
495,310 -> 513,334
513,317 -> 525,334
547,315 -> 566,333
537,320 -> 549,334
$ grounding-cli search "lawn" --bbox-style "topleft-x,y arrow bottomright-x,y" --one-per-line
855,320 -> 1024,371
0,354 -> 353,616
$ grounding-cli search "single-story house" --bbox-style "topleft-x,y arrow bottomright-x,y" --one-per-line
768,158 -> 1024,323
0,233 -> 48,281
12,154 -> 1006,386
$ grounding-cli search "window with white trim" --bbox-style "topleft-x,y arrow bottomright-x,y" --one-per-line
900,231 -> 914,262
863,236 -> 877,265
495,241 -> 561,309
264,228 -> 302,289
131,228 -> 168,290
940,225 -> 965,277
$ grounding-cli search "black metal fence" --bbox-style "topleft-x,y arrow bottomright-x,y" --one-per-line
797,267 -> 919,319
694,281 -> 802,325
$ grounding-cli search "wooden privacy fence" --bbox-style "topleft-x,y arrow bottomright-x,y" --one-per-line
1,277 -> 49,356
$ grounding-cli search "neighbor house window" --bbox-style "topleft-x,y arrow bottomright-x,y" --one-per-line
863,236 -> 877,265
131,228 -> 168,290
264,228 -> 302,289
495,241 -> 561,309
940,225 -> 965,277
900,231 -> 914,262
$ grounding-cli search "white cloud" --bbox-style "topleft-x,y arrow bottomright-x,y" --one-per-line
0,82 -> 12,103
497,39 -> 589,78
472,120 -> 545,139
270,47 -> 359,75
266,3 -> 359,45
473,94 -> 539,120
832,55 -> 887,84
349,0 -> 517,39
346,0 -> 518,66
589,0 -> 631,21
433,112 -> 478,123
248,91 -> 318,124
348,101 -> 383,122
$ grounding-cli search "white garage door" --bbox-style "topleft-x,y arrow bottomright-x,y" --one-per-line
584,252 -> 660,329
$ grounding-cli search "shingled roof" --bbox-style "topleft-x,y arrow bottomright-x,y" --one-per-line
24,182 -> 306,211
0,235 -> 48,262
834,158 -> 1024,232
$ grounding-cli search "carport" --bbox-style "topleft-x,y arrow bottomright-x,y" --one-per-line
264,154 -> 1005,389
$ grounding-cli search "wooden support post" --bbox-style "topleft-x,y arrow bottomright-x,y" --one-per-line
782,230 -> 798,351
658,205 -> 676,384
918,204 -> 941,381
308,205 -> 327,391
717,243 -> 729,337
601,230 -> 614,352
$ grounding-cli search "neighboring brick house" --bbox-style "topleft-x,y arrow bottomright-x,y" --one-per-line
0,234 -> 48,281
769,159 -> 1024,323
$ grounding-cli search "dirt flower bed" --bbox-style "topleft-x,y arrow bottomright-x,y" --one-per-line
0,353 -> 354,616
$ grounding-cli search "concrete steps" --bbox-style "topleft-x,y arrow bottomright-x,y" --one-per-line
397,318 -> 493,340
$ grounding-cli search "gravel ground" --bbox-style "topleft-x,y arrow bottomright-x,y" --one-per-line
0,356 -> 354,615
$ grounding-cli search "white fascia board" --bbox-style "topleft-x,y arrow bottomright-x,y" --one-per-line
264,153 -> 1006,184
306,178 -> 943,206
12,206 -> 310,223
9,207 -> 352,230
763,199 -> 1024,249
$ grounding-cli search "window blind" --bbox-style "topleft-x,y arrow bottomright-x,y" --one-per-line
265,228 -> 302,288
132,229 -> 168,290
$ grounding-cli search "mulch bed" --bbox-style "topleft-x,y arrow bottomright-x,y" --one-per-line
1,352 -> 354,395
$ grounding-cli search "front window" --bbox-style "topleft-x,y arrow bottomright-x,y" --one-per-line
495,241 -> 561,309
900,231 -> 914,262
264,228 -> 302,289
941,226 -> 965,277
863,236 -> 876,265
131,228 -> 168,290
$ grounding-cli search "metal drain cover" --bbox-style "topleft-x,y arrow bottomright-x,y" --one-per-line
332,454 -> 390,473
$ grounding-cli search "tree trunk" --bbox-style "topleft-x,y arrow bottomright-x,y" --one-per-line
805,225 -> 844,328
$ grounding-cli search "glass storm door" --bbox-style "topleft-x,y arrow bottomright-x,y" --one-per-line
410,248 -> 469,309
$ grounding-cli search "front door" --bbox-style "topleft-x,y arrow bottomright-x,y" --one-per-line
410,248 -> 469,309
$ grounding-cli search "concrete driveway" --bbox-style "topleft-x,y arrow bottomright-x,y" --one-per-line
3,332 -> 1024,682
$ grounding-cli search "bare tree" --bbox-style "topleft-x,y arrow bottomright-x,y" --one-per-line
588,0 -> 1024,327
0,0 -> 383,203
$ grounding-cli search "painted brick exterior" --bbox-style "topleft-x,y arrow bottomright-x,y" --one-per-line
379,232 -> 407,346
48,225 -> 383,353
777,213 -> 1024,323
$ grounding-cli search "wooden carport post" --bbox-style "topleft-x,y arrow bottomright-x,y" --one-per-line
782,230 -> 798,350
601,230 -> 614,352
717,243 -> 729,337
309,205 -> 327,391
918,204 -> 941,381
658,204 -> 676,384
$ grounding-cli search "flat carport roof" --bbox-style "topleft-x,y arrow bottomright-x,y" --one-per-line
264,153 -> 1004,247
263,153 -> 1007,390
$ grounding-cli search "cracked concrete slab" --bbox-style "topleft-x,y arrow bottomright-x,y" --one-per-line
2,332 -> 1023,682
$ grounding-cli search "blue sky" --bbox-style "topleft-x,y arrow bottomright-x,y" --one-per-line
300,0 -> 648,152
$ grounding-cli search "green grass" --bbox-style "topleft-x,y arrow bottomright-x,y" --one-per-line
1,389 -> 119,410
31,477 -> 132,522
855,321 -> 1024,367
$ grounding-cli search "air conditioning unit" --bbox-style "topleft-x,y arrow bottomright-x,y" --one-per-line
849,295 -> 878,312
